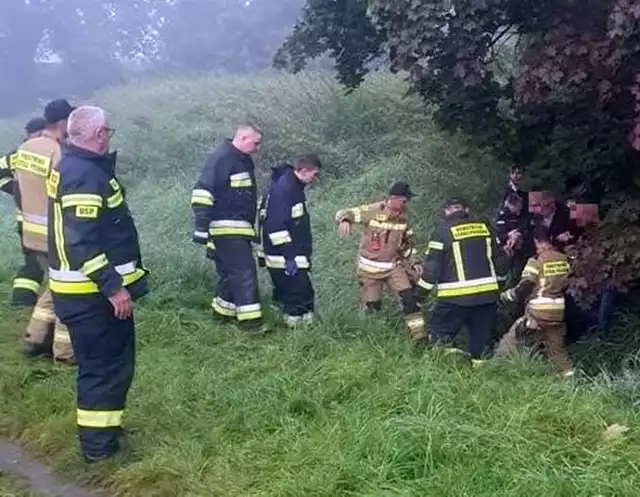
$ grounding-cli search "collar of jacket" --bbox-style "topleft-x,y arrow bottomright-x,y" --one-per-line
65,144 -> 118,174
445,210 -> 469,222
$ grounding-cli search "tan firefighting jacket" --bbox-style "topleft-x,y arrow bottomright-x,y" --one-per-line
12,131 -> 62,253
505,246 -> 570,323
335,201 -> 415,279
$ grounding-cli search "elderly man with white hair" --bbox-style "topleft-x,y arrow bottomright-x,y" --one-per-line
47,105 -> 149,463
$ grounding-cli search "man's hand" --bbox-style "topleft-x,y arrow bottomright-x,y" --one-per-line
337,220 -> 351,237
109,287 -> 133,320
499,290 -> 514,305
284,259 -> 298,277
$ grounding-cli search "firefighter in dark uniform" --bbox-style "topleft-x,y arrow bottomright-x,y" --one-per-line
418,198 -> 508,363
259,154 -> 321,326
48,106 -> 149,462
497,224 -> 574,377
191,125 -> 264,329
0,117 -> 47,307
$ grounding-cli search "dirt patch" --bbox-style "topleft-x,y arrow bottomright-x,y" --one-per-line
0,440 -> 101,497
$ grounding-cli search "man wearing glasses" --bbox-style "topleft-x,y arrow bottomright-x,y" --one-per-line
48,105 -> 149,462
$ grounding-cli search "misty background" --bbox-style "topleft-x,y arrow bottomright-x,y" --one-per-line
0,0 -> 321,118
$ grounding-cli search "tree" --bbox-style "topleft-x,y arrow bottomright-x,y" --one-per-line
275,0 -> 640,306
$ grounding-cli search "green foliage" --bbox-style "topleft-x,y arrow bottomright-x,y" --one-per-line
276,0 -> 640,304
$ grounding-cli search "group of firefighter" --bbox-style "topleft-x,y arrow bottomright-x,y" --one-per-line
192,125 -> 579,378
1,114 -> 582,463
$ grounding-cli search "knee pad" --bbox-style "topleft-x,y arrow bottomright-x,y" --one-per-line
398,289 -> 420,314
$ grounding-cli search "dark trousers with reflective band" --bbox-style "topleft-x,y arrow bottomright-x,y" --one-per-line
12,248 -> 44,307
211,237 -> 262,324
54,296 -> 134,458
429,301 -> 497,359
268,268 -> 314,325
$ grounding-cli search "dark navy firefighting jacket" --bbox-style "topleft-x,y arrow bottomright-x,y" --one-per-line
260,164 -> 312,270
47,144 -> 148,300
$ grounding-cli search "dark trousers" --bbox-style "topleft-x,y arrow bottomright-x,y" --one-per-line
11,248 -> 44,307
429,301 -> 497,358
54,296 -> 134,459
212,237 -> 262,324
268,268 -> 314,325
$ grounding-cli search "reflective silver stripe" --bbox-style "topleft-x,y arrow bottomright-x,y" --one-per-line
192,189 -> 214,200
359,257 -> 394,270
194,231 -> 208,239
436,276 -> 497,289
230,172 -> 251,181
284,312 -> 314,325
23,213 -> 47,225
265,255 -> 310,269
49,261 -> 136,282
236,303 -> 261,313
210,220 -> 253,228
530,297 -> 564,305
214,297 -> 236,310
291,203 -> 304,218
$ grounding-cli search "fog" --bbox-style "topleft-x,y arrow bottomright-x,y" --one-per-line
0,0 -> 307,118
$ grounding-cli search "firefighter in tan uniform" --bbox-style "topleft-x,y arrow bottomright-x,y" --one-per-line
14,99 -> 75,363
497,224 -> 574,377
335,182 -> 426,344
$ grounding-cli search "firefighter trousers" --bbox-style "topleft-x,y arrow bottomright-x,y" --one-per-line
496,315 -> 573,374
268,268 -> 314,326
211,237 -> 262,326
11,248 -> 44,307
23,253 -> 73,362
358,266 -> 426,343
429,301 -> 497,359
54,296 -> 135,460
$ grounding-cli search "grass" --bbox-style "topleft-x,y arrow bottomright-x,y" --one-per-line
0,71 -> 640,496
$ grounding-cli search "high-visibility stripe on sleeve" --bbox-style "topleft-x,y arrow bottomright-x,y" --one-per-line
107,190 -> 124,208
13,278 -> 40,293
60,194 -> 103,209
191,189 -> 214,206
428,241 -> 444,251
230,172 -> 253,188
269,230 -> 292,245
81,253 -> 109,276
418,278 -> 434,290
77,409 -> 123,428
53,203 -> 70,270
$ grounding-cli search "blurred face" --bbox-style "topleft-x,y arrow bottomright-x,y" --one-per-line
294,167 -> 319,185
236,130 -> 262,155
95,120 -> 115,154
386,195 -> 407,214
510,168 -> 523,185
540,198 -> 555,217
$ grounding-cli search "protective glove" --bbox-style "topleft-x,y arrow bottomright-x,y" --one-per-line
284,259 -> 298,277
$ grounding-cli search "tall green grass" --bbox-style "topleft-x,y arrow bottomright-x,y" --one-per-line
0,71 -> 639,497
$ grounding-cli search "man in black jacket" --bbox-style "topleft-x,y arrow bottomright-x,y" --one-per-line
49,105 -> 149,462
191,125 -> 264,329
260,154 -> 321,327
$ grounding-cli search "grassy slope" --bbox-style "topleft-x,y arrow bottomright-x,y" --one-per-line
0,72 -> 639,497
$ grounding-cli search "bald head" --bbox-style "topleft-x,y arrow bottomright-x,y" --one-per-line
232,124 -> 263,155
67,106 -> 112,154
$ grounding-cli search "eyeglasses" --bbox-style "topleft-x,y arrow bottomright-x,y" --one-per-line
101,127 -> 116,138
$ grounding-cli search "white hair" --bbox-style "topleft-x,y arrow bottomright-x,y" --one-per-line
67,105 -> 107,143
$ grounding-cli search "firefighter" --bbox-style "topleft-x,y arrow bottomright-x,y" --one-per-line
497,224 -> 574,377
13,99 -> 75,363
0,117 -> 47,307
260,154 -> 321,326
49,105 -> 149,462
335,182 -> 426,344
191,125 -> 264,329
495,192 -> 535,286
418,197 -> 508,363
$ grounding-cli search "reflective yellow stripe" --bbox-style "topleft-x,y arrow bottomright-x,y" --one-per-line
269,230 -> 292,245
191,188 -> 214,206
428,241 -> 444,251
60,194 -> 103,209
485,237 -> 496,279
291,203 -> 304,219
77,409 -> 123,428
212,297 -> 236,316
418,278 -> 434,290
50,268 -> 145,295
437,282 -> 498,298
23,221 -> 47,236
107,190 -> 124,208
53,203 -> 70,270
369,220 -> 407,231
236,303 -> 262,321
452,241 -> 466,281
210,227 -> 256,237
13,278 -> 40,293
265,255 -> 310,269
81,254 -> 109,276
230,172 -> 253,188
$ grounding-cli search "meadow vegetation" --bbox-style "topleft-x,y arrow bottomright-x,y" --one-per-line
0,72 -> 639,496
